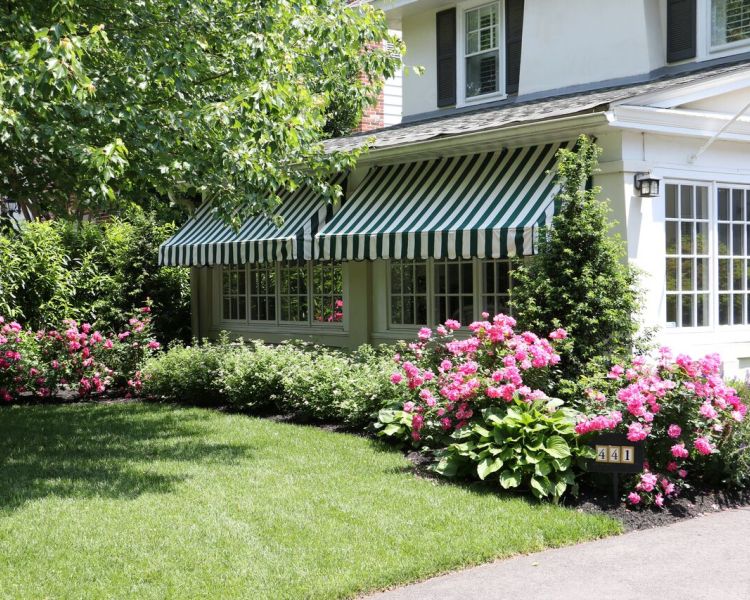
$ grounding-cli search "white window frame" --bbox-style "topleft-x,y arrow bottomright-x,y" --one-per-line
662,179 -> 750,331
456,0 -> 507,107
215,261 -> 345,330
707,0 -> 750,53
386,257 -> 514,329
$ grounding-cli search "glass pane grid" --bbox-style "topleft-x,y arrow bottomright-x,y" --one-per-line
390,260 -> 427,326
464,2 -> 499,98
221,266 -> 247,321
717,187 -> 750,326
481,259 -> 512,318
279,262 -> 309,322
665,184 -> 710,328
312,262 -> 344,324
713,0 -> 750,45
434,259 -> 475,325
249,263 -> 276,322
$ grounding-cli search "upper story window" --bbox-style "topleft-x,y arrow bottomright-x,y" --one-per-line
711,0 -> 750,48
464,3 -> 500,99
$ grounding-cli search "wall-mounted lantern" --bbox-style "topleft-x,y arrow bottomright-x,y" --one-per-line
634,173 -> 660,198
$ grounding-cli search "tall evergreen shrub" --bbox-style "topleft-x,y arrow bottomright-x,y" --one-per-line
510,135 -> 642,382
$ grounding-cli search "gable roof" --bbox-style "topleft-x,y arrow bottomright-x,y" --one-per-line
325,58 -> 750,154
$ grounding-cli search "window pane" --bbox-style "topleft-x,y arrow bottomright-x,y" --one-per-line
696,222 -> 708,254
696,187 -> 708,219
680,222 -> 693,254
734,188 -> 745,220
665,221 -> 678,254
666,295 -> 677,326
719,224 -> 730,255
735,293 -> 745,324
681,294 -> 694,327
720,258 -> 730,290
713,0 -> 750,45
697,294 -> 709,327
718,188 -> 730,220
249,263 -> 276,321
666,184 -> 678,219
666,258 -> 678,291
719,294 -> 730,325
680,185 -> 694,218
696,258 -> 709,291
466,51 -> 498,97
435,259 -> 474,324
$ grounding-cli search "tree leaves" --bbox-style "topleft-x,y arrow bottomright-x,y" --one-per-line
0,1 -> 403,221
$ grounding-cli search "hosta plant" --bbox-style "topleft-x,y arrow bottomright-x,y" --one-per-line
435,397 -> 594,502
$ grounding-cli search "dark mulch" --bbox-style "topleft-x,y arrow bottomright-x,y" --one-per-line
571,485 -> 750,531
402,449 -> 750,530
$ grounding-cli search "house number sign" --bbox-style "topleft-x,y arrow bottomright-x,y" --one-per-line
585,433 -> 644,475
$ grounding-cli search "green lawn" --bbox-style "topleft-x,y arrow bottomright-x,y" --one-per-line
0,402 -> 621,599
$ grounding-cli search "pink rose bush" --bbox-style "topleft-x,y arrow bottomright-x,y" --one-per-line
576,348 -> 748,507
0,306 -> 161,402
376,314 -> 594,501
381,314 -> 564,445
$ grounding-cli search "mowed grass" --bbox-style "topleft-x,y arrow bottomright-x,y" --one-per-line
0,402 -> 621,599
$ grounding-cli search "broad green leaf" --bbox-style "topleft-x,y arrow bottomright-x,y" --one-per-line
477,457 -> 503,480
544,435 -> 571,459
499,470 -> 520,489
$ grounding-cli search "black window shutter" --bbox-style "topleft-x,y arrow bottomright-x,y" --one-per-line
505,0 -> 524,94
436,8 -> 457,107
667,0 -> 696,62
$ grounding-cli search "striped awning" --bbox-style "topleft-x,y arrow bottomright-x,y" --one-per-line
315,142 -> 569,261
159,174 -> 346,266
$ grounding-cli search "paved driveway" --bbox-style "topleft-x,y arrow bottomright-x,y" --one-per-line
367,507 -> 750,600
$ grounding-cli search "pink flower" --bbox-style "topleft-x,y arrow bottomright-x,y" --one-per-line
666,461 -> 678,472
699,403 -> 718,420
678,469 -> 688,478
671,443 -> 689,459
654,493 -> 665,508
103,339 -> 114,349
627,492 -> 641,505
147,340 -> 161,350
626,422 -> 649,442
667,424 -> 681,438
444,319 -> 461,331
118,331 -> 130,341
694,436 -> 714,455
608,365 -> 624,379
417,327 -> 432,341
403,401 -> 415,413
548,328 -> 567,340
390,373 -> 403,385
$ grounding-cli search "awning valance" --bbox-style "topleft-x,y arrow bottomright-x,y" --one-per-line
314,142 -> 569,261
159,174 -> 346,266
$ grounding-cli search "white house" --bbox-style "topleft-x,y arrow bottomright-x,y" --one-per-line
160,0 -> 750,375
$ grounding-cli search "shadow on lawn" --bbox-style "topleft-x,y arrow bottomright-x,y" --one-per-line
0,402 -> 254,513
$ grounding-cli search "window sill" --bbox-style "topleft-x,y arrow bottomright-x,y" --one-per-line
458,91 -> 507,108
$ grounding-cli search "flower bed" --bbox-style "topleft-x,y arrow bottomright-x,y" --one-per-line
376,314 -> 750,506
0,307 -> 160,401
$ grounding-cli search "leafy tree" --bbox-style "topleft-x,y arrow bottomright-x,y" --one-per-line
510,135 -> 642,382
0,0 -> 402,224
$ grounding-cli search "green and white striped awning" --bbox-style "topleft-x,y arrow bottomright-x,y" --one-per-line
159,174 -> 346,266
315,142 -> 569,261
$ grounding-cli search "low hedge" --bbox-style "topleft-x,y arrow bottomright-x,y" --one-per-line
140,339 -> 404,427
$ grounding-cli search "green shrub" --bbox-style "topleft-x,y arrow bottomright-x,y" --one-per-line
434,397 -> 593,502
220,342 -> 299,410
510,135 -> 642,384
0,209 -> 190,341
141,338 -> 233,405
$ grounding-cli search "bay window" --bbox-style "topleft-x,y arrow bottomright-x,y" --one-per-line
712,0 -> 750,48
665,182 -> 750,328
